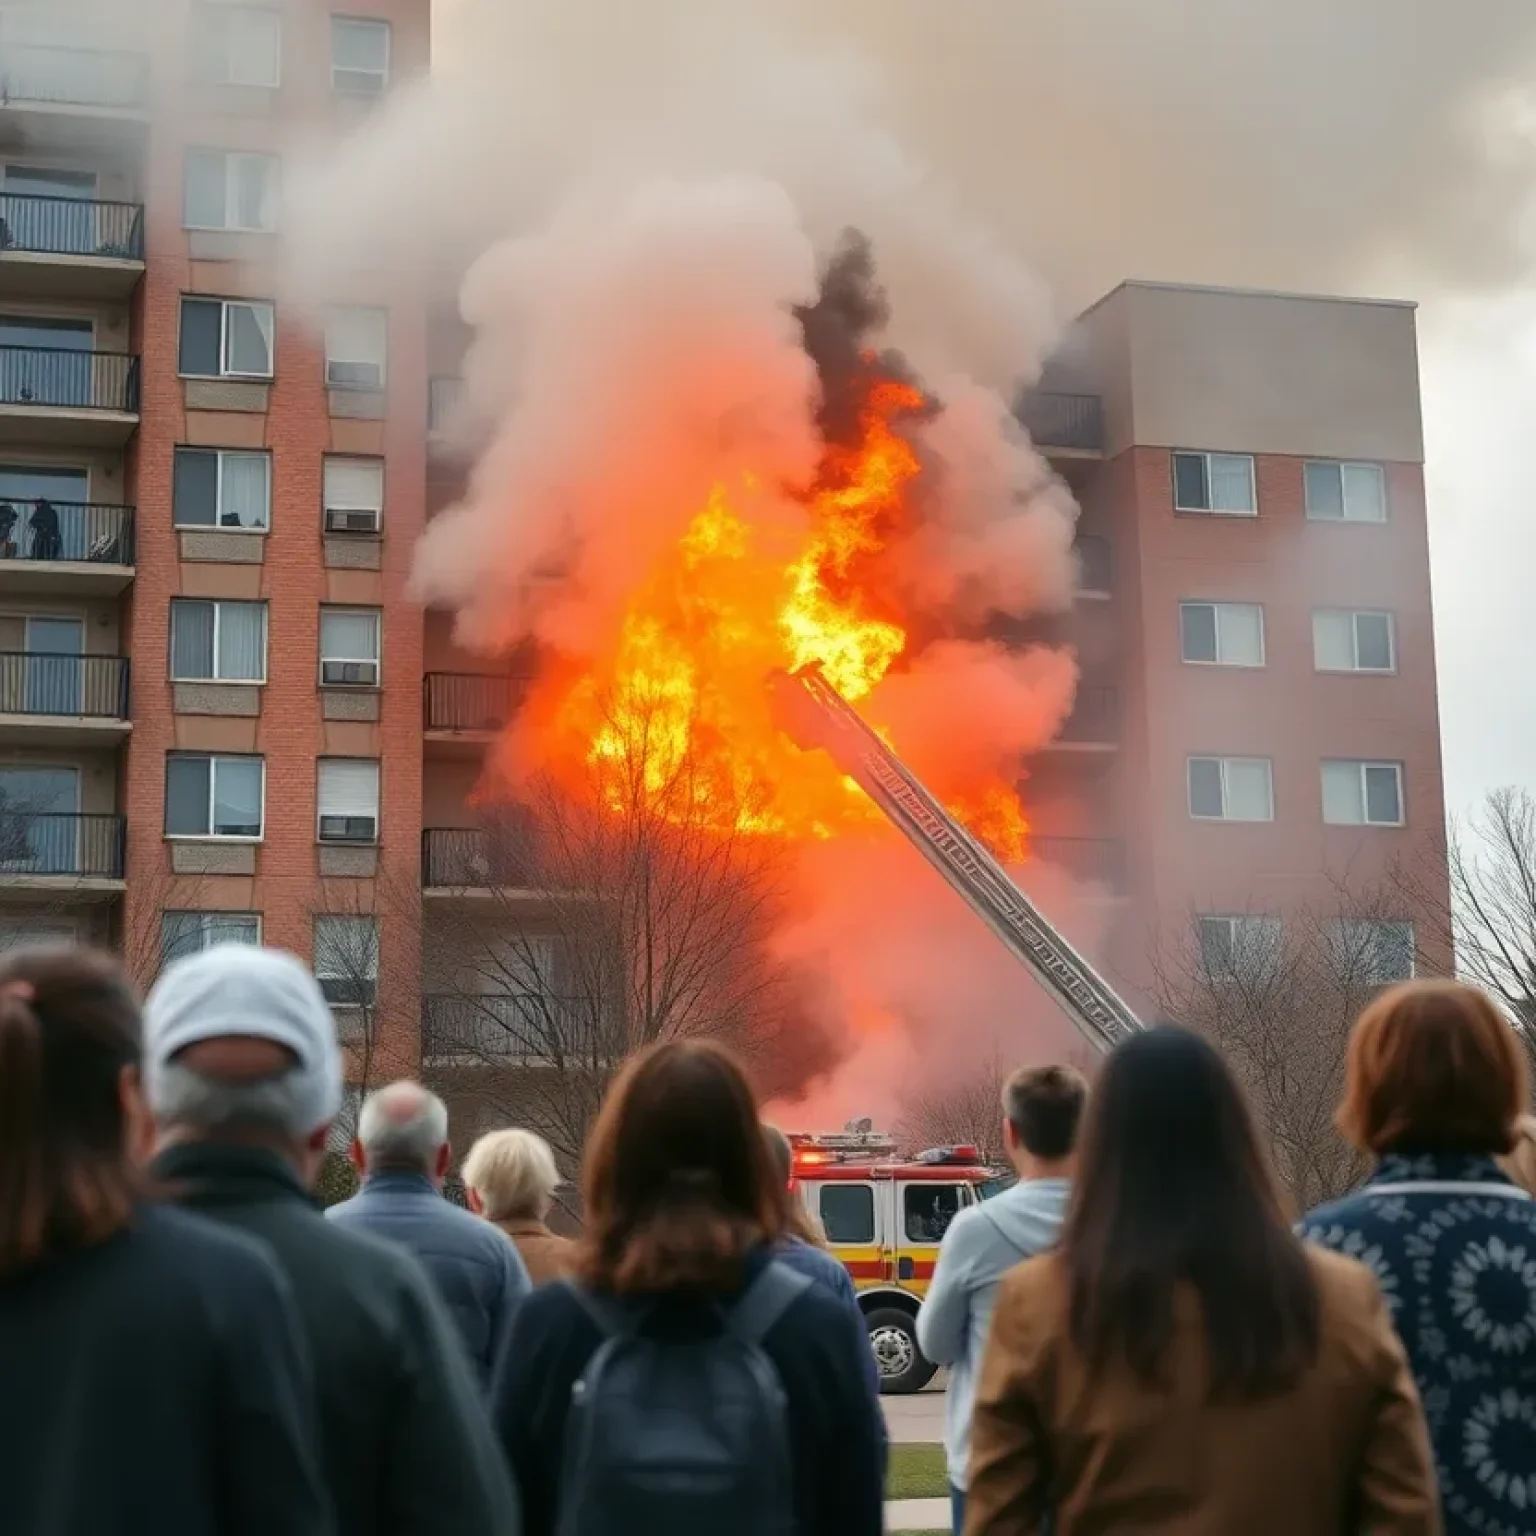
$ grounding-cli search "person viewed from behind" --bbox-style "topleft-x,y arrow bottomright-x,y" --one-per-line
327,1079 -> 531,1391
1499,1111 -> 1536,1197
1300,979 -> 1536,1535
0,946 -> 333,1536
462,1127 -> 576,1286
143,945 -> 518,1536
968,1025 -> 1438,1536
918,1064 -> 1086,1535
491,1041 -> 884,1536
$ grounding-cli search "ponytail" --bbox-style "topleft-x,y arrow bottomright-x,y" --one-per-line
0,983 -> 48,1274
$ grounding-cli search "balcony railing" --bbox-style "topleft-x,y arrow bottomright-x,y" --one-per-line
422,993 -> 594,1063
422,824 -> 542,889
1031,836 -> 1126,887
1017,390 -> 1104,452
0,810 -> 125,878
0,193 -> 144,261
428,376 -> 462,433
1058,685 -> 1120,744
423,672 -> 529,733
0,346 -> 140,412
0,500 -> 133,564
1075,534 -> 1112,592
0,653 -> 128,718
0,44 -> 149,112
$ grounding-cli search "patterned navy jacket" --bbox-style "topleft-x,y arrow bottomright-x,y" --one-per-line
1300,1153 -> 1536,1536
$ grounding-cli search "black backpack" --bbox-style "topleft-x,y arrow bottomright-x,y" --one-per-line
556,1261 -> 811,1536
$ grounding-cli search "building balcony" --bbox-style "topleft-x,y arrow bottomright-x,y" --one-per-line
0,652 -> 129,745
0,501 -> 134,594
1030,836 -> 1126,890
1017,390 -> 1104,456
423,672 -> 528,752
0,193 -> 145,298
428,376 -> 463,459
0,44 -> 149,121
1074,534 -> 1112,596
0,347 -> 140,445
1055,685 -> 1120,748
422,993 -> 592,1067
0,810 -> 126,897
422,823 -> 546,899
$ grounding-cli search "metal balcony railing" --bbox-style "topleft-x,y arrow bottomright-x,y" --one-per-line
423,672 -> 528,733
0,500 -> 133,564
0,653 -> 128,717
1075,534 -> 1112,592
0,44 -> 149,112
0,346 -> 140,412
1030,836 -> 1126,887
428,376 -> 462,433
1017,390 -> 1104,452
1058,685 -> 1120,744
422,993 -> 594,1063
422,823 -> 541,889
0,810 -> 125,878
0,192 -> 144,261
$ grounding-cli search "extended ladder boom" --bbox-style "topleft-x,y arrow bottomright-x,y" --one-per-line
768,664 -> 1142,1054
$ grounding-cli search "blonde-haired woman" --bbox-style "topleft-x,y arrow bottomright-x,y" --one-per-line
462,1128 -> 576,1286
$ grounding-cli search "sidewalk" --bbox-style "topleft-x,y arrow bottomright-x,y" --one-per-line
887,1496 -> 948,1531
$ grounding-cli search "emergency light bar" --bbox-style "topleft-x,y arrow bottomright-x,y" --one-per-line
913,1145 -> 983,1166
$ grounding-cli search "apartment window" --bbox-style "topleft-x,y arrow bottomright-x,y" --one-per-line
1199,915 -> 1282,981
1305,461 -> 1387,523
1180,602 -> 1264,667
1172,451 -> 1256,515
314,915 -> 378,1009
1188,756 -> 1274,822
182,148 -> 279,233
178,297 -> 275,380
317,758 -> 380,844
161,911 -> 260,964
194,6 -> 281,88
332,16 -> 390,93
1313,609 -> 1396,673
323,456 -> 384,534
1328,919 -> 1415,985
319,607 -> 381,687
1322,760 -> 1404,827
165,753 -> 265,839
169,599 -> 267,683
173,448 -> 271,530
325,306 -> 387,390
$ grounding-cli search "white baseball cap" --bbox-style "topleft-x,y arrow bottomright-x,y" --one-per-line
143,945 -> 344,1135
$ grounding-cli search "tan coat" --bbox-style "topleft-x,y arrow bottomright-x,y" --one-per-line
496,1218 -> 577,1288
967,1246 -> 1440,1536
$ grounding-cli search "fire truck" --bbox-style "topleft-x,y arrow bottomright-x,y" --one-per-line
787,1127 -> 1001,1394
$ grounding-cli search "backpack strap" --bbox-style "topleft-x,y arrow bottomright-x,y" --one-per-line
561,1279 -> 650,1339
726,1260 -> 812,1346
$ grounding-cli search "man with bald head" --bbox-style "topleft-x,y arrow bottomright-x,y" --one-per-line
327,1080 -> 530,1390
143,944 -> 518,1536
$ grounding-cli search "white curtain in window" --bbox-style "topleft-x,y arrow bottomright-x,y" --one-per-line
326,307 -> 386,366
219,452 -> 270,527
1224,759 -> 1273,820
227,9 -> 281,87
1312,611 -> 1355,671
1321,761 -> 1363,824
170,601 -> 215,678
224,306 -> 273,379
212,759 -> 263,834
216,602 -> 266,681
1342,463 -> 1386,521
318,759 -> 379,818
324,458 -> 383,510
183,149 -> 225,228
230,154 -> 277,231
321,609 -> 379,660
1208,454 -> 1255,512
1219,604 -> 1263,665
333,17 -> 388,71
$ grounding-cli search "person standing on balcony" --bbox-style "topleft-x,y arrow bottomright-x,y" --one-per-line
29,498 -> 58,561
328,1080 -> 531,1390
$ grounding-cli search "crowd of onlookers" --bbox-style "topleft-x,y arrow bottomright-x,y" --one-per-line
1,937 -> 1533,1535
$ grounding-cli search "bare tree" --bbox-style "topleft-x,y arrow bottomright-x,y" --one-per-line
896,1049 -> 1011,1165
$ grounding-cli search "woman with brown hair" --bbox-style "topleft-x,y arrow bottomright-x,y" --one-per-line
490,1039 -> 884,1536
968,1024 -> 1437,1535
1301,978 -> 1536,1535
0,946 -> 332,1536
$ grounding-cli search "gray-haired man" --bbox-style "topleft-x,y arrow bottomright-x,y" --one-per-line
328,1080 -> 530,1391
144,944 -> 518,1536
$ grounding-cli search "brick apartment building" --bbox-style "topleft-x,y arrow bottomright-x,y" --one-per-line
0,5 -> 1449,1090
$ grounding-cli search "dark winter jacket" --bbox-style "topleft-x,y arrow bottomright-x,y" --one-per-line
489,1246 -> 885,1536
0,1201 -> 333,1536
1301,1151 -> 1536,1536
328,1169 -> 531,1392
154,1142 -> 518,1536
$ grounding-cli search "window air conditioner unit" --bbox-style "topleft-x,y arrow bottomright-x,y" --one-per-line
320,976 -> 377,1009
324,506 -> 381,535
322,659 -> 378,687
319,814 -> 377,844
334,69 -> 385,95
327,360 -> 383,390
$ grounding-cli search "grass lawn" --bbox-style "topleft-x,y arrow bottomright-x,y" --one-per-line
886,1442 -> 949,1501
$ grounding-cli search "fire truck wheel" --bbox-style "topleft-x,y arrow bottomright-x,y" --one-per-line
865,1307 -> 937,1395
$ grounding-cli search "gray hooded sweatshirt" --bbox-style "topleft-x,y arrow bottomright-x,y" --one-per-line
915,1177 -> 1071,1490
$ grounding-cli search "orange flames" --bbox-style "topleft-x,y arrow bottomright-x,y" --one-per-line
533,370 -> 1030,859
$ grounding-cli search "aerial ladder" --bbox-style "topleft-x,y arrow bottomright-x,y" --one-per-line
767,664 -> 1143,1055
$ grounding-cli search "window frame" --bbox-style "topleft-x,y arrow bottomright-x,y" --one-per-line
1321,759 -> 1406,828
322,455 -> 385,534
1179,600 -> 1266,668
171,446 -> 273,531
197,5 -> 282,89
160,910 -> 262,963
1312,608 -> 1396,674
313,913 -> 379,1010
316,757 -> 381,845
178,296 -> 276,382
1198,914 -> 1283,982
318,606 -> 382,689
1187,755 -> 1275,823
1304,459 -> 1388,524
164,752 -> 267,842
168,597 -> 269,684
181,148 -> 280,234
1171,450 -> 1258,517
324,305 -> 388,391
816,1183 -> 875,1245
1328,918 -> 1416,985
330,15 -> 391,93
